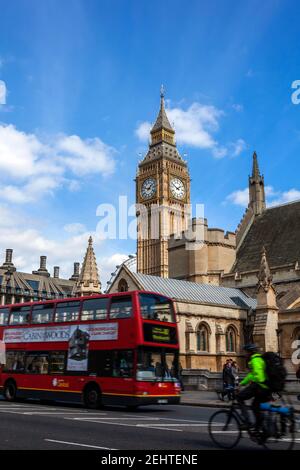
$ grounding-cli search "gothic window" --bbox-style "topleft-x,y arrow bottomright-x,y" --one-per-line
118,279 -> 129,293
185,332 -> 190,352
226,326 -> 237,352
292,327 -> 300,343
196,323 -> 210,352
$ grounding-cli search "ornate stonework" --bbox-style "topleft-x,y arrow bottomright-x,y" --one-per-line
74,236 -> 101,296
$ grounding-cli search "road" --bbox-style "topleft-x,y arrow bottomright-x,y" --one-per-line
0,399 -> 299,450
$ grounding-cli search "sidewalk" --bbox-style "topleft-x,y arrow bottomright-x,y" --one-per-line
180,390 -> 300,412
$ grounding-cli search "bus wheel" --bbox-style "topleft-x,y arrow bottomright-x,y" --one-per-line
83,384 -> 101,409
4,380 -> 17,402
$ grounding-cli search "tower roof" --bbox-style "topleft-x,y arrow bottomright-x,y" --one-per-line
75,236 -> 101,296
251,151 -> 261,179
150,86 -> 175,139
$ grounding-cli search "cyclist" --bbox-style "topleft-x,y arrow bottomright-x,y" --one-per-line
236,343 -> 271,431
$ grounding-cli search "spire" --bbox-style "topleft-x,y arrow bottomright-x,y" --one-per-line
248,151 -> 266,216
150,85 -> 175,146
252,151 -> 261,179
74,236 -> 101,296
257,246 -> 273,292
254,246 -> 278,352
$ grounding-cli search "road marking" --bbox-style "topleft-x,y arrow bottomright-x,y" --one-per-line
71,417 -> 160,421
45,439 -> 117,450
136,423 -> 209,427
23,412 -> 107,416
67,418 -> 183,432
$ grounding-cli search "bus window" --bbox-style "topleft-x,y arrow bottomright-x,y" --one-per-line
0,307 -> 9,325
109,297 -> 132,319
3,351 -> 25,372
112,350 -> 134,378
31,303 -> 54,324
54,301 -> 80,322
25,353 -> 49,374
139,294 -> 175,323
49,351 -> 66,374
9,306 -> 31,325
88,350 -> 134,377
136,347 -> 178,381
81,298 -> 108,321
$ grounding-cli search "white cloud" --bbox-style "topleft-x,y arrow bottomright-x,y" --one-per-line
0,226 -> 104,277
226,188 -> 249,207
230,139 -> 247,157
135,122 -> 151,141
0,218 -> 128,286
268,189 -> 300,207
226,185 -> 300,208
135,101 -> 246,158
0,124 -> 117,204
232,103 -> 243,112
0,80 -> 6,105
57,135 -> 116,177
64,223 -> 86,234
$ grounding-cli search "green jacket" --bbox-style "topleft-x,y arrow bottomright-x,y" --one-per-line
240,353 -> 268,389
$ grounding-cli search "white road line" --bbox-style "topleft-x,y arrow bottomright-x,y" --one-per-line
136,423 -> 208,427
45,439 -> 117,450
71,417 -> 160,421
67,418 -> 183,432
23,412 -> 107,416
124,415 -> 210,424
136,424 -> 182,432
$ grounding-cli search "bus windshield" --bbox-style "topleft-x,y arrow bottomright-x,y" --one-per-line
136,347 -> 178,382
139,293 -> 175,323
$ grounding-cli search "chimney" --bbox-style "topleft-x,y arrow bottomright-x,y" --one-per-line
69,262 -> 80,281
32,255 -> 50,277
40,256 -> 47,270
0,249 -> 16,271
53,266 -> 60,279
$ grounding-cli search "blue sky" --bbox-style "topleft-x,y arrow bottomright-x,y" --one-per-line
0,0 -> 300,286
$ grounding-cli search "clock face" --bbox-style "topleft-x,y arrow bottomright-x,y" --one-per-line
170,177 -> 185,200
141,177 -> 156,199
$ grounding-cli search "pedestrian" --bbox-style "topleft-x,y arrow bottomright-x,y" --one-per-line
178,362 -> 184,391
232,361 -> 239,387
222,359 -> 235,400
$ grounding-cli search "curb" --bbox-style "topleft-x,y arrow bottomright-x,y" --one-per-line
180,400 -> 300,413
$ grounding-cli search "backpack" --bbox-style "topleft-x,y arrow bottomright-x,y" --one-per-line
262,352 -> 287,392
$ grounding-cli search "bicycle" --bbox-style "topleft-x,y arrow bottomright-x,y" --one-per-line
208,396 -> 295,450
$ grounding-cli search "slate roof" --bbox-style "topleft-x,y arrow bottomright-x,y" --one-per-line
0,268 -> 75,300
130,272 -> 256,309
151,97 -> 174,133
233,200 -> 300,273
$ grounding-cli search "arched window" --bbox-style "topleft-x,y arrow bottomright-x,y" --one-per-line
226,326 -> 236,352
292,327 -> 300,343
118,279 -> 128,293
196,323 -> 210,352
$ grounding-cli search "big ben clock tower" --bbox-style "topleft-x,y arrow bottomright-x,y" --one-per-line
136,87 -> 191,277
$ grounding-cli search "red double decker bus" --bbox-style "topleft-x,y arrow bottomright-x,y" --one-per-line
0,291 -> 181,409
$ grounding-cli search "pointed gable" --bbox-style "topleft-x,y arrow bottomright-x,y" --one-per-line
75,236 -> 101,296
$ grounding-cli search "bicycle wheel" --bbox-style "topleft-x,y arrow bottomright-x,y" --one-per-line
208,410 -> 242,449
262,413 -> 295,451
